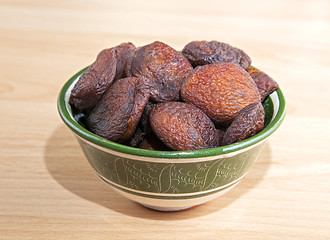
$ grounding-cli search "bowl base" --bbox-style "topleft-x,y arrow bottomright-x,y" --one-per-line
105,176 -> 241,212
139,203 -> 199,212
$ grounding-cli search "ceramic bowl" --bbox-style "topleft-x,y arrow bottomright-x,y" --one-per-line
57,67 -> 286,211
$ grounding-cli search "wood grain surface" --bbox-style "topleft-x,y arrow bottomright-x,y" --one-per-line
1,0 -> 330,239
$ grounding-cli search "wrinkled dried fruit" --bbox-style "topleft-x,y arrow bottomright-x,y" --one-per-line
181,62 -> 261,126
221,102 -> 265,146
126,127 -> 145,147
69,48 -> 117,110
182,40 -> 251,69
114,42 -> 136,80
139,132 -> 171,151
70,40 -> 278,151
247,66 -> 279,102
149,102 -> 219,151
216,128 -> 226,144
87,77 -> 151,142
138,101 -> 154,134
126,41 -> 193,102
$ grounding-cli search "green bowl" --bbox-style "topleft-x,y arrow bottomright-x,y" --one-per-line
57,68 -> 286,211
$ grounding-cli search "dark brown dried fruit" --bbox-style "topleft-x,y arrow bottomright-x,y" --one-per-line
126,127 -> 145,147
139,138 -> 156,150
138,132 -> 171,151
122,77 -> 152,140
181,62 -> 261,126
216,128 -> 226,145
70,41 -> 276,151
182,40 -> 251,69
247,66 -> 279,102
86,77 -> 151,142
138,101 -> 154,134
113,42 -> 136,80
126,41 -> 193,102
69,48 -> 117,110
149,102 -> 219,151
221,102 -> 265,146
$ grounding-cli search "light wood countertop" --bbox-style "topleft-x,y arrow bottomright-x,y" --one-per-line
1,0 -> 330,239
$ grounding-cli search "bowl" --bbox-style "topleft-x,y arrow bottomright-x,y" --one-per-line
57,67 -> 286,211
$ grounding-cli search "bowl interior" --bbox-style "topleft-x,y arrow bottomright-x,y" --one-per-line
58,68 -> 286,159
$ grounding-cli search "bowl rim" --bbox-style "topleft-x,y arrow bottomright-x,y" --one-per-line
57,67 -> 286,159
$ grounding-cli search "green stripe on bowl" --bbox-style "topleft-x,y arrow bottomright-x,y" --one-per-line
99,174 -> 239,200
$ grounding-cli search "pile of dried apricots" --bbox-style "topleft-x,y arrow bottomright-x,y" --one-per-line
70,41 -> 279,151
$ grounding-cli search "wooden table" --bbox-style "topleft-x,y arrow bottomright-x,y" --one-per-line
1,0 -> 330,239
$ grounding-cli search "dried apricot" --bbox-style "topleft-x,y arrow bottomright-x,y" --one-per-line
138,132 -> 171,151
181,62 -> 261,126
122,77 -> 152,141
70,41 -> 277,151
182,40 -> 251,69
126,41 -> 193,102
247,66 -> 279,102
69,48 -> 117,110
149,102 -> 219,151
139,101 -> 154,134
113,42 -> 136,80
86,77 -> 151,142
126,127 -> 145,147
216,128 -> 226,144
221,102 -> 265,146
